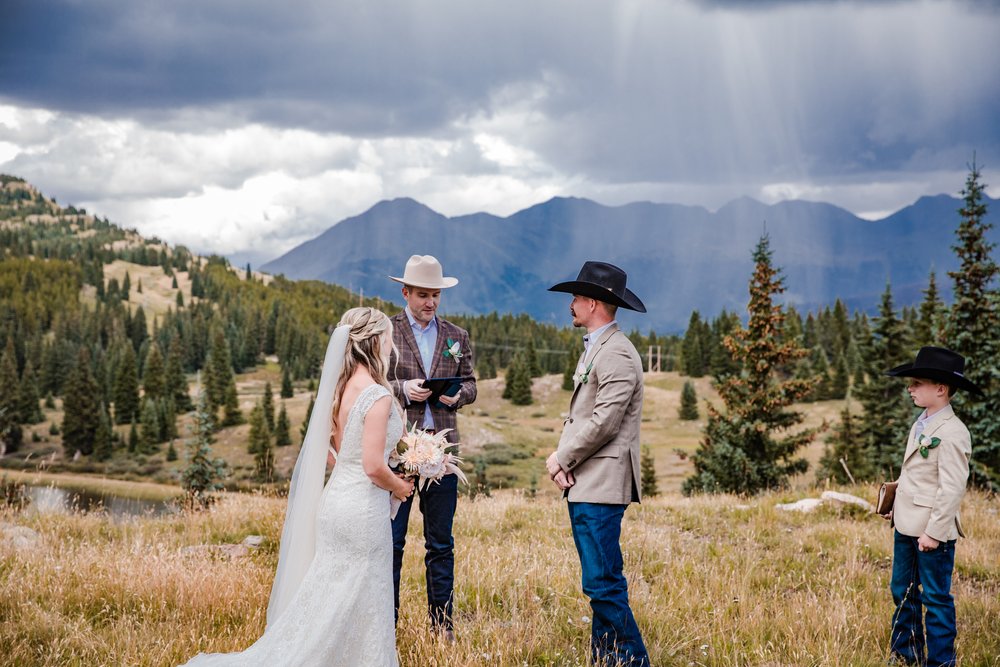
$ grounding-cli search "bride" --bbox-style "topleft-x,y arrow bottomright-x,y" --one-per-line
181,307 -> 415,666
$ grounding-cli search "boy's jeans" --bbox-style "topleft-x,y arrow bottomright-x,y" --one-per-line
890,530 -> 957,667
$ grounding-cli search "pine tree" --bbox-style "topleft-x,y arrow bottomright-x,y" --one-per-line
113,345 -> 140,424
165,336 -> 192,412
915,270 -> 947,347
62,347 -> 102,456
136,278 -> 143,294
128,418 -> 139,453
830,353 -> 850,400
17,359 -> 45,424
122,271 -> 131,300
275,403 -> 292,447
250,403 -> 274,481
640,446 -> 659,497
524,340 -> 542,378
681,312 -> 707,377
140,398 -> 161,452
506,356 -> 533,405
130,306 -> 148,351
0,340 -> 21,424
280,365 -> 294,398
166,440 -> 178,461
262,381 -> 275,431
817,404 -> 869,484
92,404 -> 114,462
182,388 -> 228,508
142,343 -> 166,400
301,394 -> 315,445
946,161 -> 1000,488
854,283 -> 913,479
221,378 -> 245,427
682,234 -> 820,495
678,380 -> 699,420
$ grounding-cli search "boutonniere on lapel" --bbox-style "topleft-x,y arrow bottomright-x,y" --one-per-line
443,338 -> 463,360
918,434 -> 941,458
573,361 -> 593,385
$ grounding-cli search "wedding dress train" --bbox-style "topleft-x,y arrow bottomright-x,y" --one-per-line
181,384 -> 402,667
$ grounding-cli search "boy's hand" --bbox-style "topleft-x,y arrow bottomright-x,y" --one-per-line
917,533 -> 940,551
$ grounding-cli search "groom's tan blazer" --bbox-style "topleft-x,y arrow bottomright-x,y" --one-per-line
893,403 -> 971,542
556,323 -> 643,504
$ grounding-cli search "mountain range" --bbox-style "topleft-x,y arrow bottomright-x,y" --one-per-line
260,194 -> 1000,332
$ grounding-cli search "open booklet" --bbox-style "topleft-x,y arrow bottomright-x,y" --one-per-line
420,377 -> 465,408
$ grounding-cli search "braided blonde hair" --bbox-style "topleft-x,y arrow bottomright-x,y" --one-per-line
330,307 -> 399,435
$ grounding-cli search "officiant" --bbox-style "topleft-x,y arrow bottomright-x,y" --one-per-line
387,254 -> 477,642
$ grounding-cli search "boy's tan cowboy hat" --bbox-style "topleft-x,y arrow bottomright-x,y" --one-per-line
885,346 -> 983,396
548,260 -> 646,312
389,255 -> 458,289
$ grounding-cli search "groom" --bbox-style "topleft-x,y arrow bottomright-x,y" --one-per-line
546,260 -> 651,666
387,254 -> 477,640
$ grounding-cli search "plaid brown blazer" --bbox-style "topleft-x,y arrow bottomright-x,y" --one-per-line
388,311 -> 477,444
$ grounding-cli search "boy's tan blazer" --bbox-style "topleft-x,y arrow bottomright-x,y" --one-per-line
556,324 -> 643,504
893,404 -> 971,542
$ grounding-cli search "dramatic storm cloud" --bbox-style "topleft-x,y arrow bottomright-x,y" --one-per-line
1,0 -> 998,263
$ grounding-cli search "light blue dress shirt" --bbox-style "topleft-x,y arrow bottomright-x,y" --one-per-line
583,320 -> 618,359
405,307 -> 438,429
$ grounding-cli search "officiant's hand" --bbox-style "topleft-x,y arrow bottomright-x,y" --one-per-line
404,379 -> 432,403
438,392 -> 460,407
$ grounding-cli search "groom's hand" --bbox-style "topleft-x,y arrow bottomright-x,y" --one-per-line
553,469 -> 575,490
545,451 -> 563,479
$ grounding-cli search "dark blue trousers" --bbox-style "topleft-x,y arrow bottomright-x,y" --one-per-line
890,530 -> 958,667
391,473 -> 458,629
568,501 -> 650,667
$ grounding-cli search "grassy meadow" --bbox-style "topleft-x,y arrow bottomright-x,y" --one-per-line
2,486 -> 999,666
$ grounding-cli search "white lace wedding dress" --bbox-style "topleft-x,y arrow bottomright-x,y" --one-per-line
182,384 -> 402,667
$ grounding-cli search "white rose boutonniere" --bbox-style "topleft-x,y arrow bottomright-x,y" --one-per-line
443,338 -> 463,360
573,361 -> 594,385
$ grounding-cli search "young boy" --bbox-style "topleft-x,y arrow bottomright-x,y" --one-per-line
884,346 -> 982,667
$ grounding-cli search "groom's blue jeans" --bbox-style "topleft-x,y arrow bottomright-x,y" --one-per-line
568,501 -> 650,667
890,530 -> 958,667
392,473 -> 457,630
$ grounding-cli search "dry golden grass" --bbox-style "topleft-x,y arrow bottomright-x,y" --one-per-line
2,486 -> 998,666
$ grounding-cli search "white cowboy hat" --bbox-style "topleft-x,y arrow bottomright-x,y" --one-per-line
389,255 -> 459,289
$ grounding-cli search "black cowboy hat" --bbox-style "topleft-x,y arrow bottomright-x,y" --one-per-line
548,261 -> 646,313
885,346 -> 983,396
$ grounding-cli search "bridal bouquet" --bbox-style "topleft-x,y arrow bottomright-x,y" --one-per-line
389,425 -> 467,518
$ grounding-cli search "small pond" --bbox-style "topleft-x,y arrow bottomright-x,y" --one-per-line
23,485 -> 176,520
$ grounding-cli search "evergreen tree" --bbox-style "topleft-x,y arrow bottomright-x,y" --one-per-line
140,398 -> 161,452
130,306 -> 148,351
682,235 -> 820,495
810,347 -> 832,401
113,344 -> 140,424
275,403 -> 292,447
142,343 -> 166,400
681,311 -> 707,377
854,283 -> 913,480
0,406 -> 22,455
221,378 -> 245,427
0,340 -> 21,424
204,326 -> 231,414
17,358 -> 45,424
165,336 -> 192,412
249,403 -> 274,480
524,340 -> 542,378
830,353 -> 850,400
181,388 -> 228,508
280,365 -> 294,398
137,278 -> 143,294
92,403 -> 113,462
159,397 -> 178,442
916,270 -> 947,347
262,381 -> 275,431
506,356 -> 533,405
946,161 -> 1000,488
128,419 -> 139,453
122,271 -> 131,300
166,440 -> 178,461
678,380 -> 699,421
817,405 -> 868,484
176,290 -> 184,308
300,393 -> 315,445
640,446 -> 659,497
478,355 -> 497,380
62,347 -> 102,456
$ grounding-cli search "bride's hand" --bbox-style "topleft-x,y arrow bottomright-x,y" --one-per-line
393,477 -> 415,501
